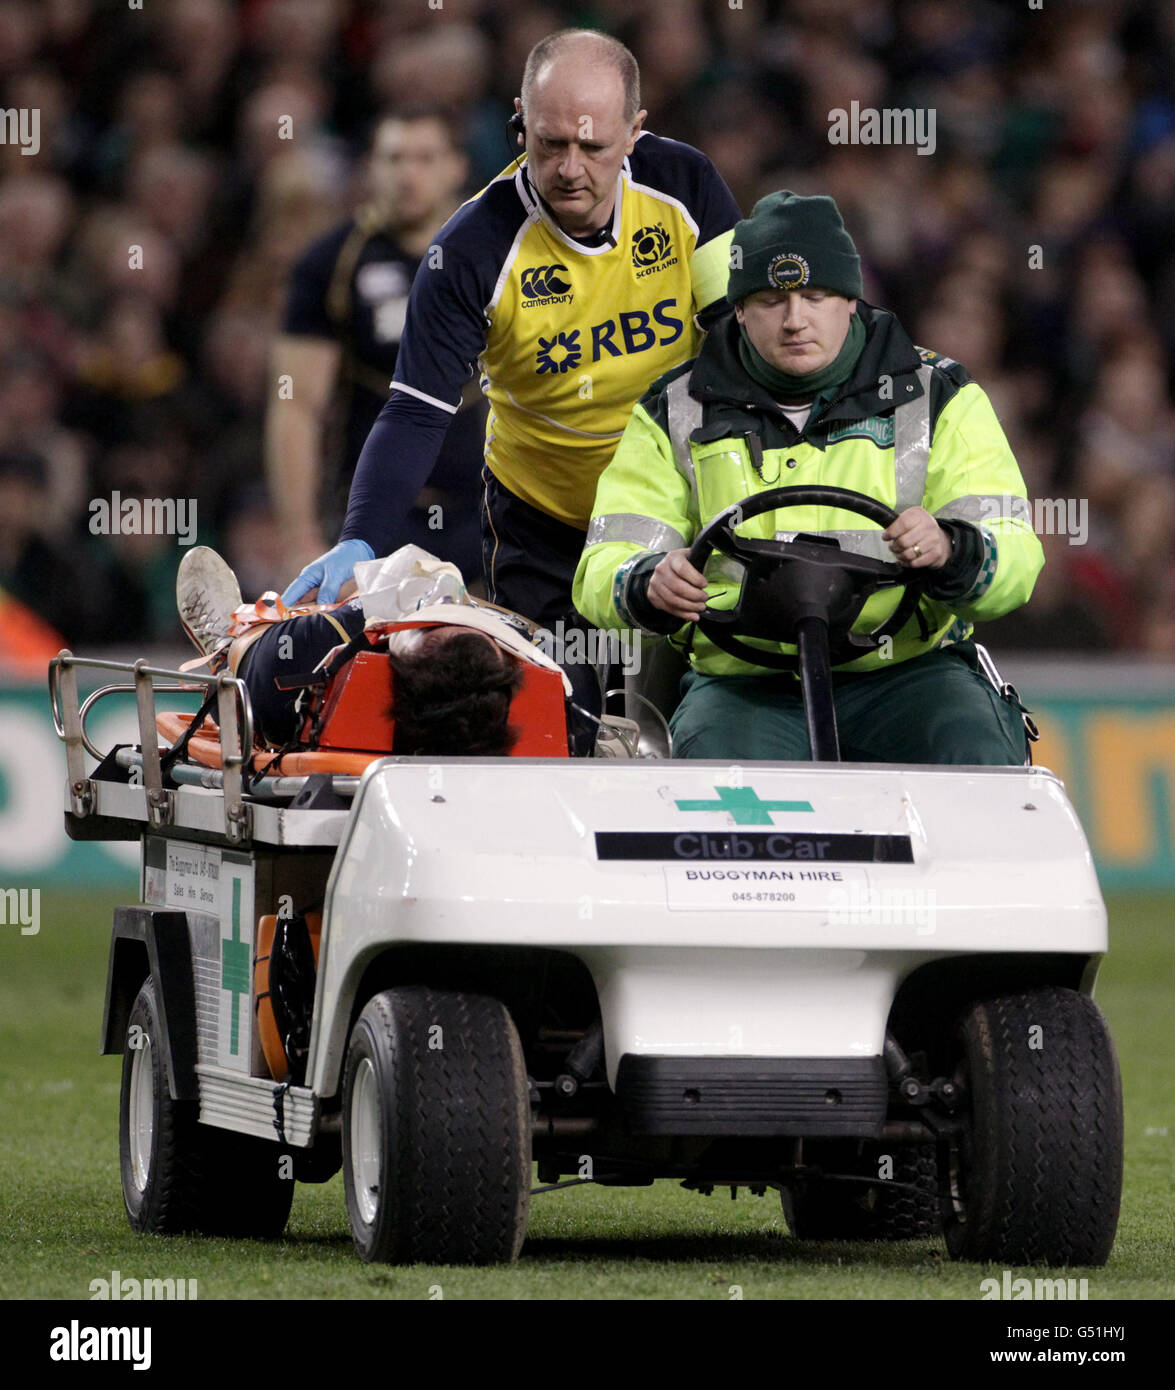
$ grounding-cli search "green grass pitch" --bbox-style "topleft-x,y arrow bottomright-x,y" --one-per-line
2,887 -> 1172,1300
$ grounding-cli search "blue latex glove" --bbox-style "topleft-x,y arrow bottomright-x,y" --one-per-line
281,539 -> 375,606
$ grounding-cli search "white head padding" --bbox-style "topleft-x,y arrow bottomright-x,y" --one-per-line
368,607 -> 571,695
354,544 -> 572,695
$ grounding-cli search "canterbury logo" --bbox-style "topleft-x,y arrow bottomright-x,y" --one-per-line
632,224 -> 672,269
520,264 -> 572,299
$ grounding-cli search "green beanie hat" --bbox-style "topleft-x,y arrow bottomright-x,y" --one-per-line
727,190 -> 863,304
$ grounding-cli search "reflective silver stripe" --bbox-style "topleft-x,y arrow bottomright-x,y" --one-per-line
892,364 -> 934,510
778,528 -> 893,563
612,552 -> 645,628
705,555 -> 745,589
962,528 -> 999,601
585,513 -> 687,551
665,373 -> 702,494
936,616 -> 972,648
936,494 -> 1032,528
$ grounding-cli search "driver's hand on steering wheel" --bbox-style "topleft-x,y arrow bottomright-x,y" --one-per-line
882,507 -> 951,568
648,549 -> 710,621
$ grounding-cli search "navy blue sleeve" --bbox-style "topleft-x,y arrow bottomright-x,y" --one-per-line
688,148 -> 742,251
387,226 -> 493,409
339,392 -> 454,551
283,224 -> 351,338
336,203 -> 504,547
629,135 -> 741,243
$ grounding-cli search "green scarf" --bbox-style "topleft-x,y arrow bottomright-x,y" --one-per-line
738,312 -> 866,405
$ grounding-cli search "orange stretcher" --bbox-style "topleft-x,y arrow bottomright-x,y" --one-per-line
155,647 -> 570,776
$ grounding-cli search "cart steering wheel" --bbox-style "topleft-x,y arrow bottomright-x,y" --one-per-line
684,485 -> 933,672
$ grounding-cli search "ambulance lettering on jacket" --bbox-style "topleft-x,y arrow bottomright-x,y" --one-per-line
533,298 -> 683,373
826,415 -> 895,448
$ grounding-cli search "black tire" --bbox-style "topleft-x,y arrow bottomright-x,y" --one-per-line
119,977 -> 294,1238
940,987 -> 1123,1266
120,977 -> 206,1234
783,1139 -> 940,1241
342,986 -> 531,1265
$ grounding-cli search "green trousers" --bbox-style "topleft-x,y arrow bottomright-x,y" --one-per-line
669,642 -> 1030,765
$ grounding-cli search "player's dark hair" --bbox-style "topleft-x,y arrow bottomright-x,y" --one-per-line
388,631 -> 524,757
521,29 -> 641,124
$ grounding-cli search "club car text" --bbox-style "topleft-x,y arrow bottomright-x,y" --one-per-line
595,831 -> 913,863
677,833 -> 832,859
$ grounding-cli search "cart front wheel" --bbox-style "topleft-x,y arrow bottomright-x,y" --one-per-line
342,986 -> 531,1264
940,987 -> 1123,1266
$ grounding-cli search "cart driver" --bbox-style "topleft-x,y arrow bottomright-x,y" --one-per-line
177,545 -> 571,757
573,190 -> 1044,764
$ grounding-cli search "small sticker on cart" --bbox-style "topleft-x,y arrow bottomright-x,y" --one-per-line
164,843 -> 221,914
664,863 -> 867,911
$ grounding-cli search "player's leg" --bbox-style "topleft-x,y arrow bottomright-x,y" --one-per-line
235,602 -> 366,746
178,546 -> 367,748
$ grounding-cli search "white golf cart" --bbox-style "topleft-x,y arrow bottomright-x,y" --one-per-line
50,486 -> 1123,1266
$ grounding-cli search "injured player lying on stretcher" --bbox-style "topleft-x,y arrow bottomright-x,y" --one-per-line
176,545 -> 575,759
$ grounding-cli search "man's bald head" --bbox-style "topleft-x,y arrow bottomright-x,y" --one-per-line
521,29 -> 641,124
515,28 -> 646,236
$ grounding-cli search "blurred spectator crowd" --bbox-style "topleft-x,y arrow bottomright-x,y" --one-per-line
1,0 -> 1174,655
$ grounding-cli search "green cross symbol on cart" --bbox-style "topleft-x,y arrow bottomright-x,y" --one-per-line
220,877 -> 250,1057
675,785 -> 813,826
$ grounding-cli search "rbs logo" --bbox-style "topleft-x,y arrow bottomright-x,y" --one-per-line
534,297 -> 683,373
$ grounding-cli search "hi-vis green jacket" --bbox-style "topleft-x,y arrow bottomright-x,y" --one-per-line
572,303 -> 1043,674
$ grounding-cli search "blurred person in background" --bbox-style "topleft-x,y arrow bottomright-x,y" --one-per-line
264,108 -> 482,578
1138,561 -> 1175,656
369,22 -> 496,183
619,0 -> 715,147
0,446 -> 94,644
64,207 -> 181,323
976,529 -> 1119,655
148,0 -> 239,142
210,72 -> 342,247
0,347 -> 88,539
68,292 -> 187,447
215,480 -> 284,609
1075,344 -> 1175,596
90,69 -> 187,192
187,303 -> 275,521
81,439 -> 197,645
0,173 -> 74,300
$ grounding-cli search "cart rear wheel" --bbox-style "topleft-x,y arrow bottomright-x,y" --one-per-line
119,977 -> 294,1238
120,977 -> 205,1234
